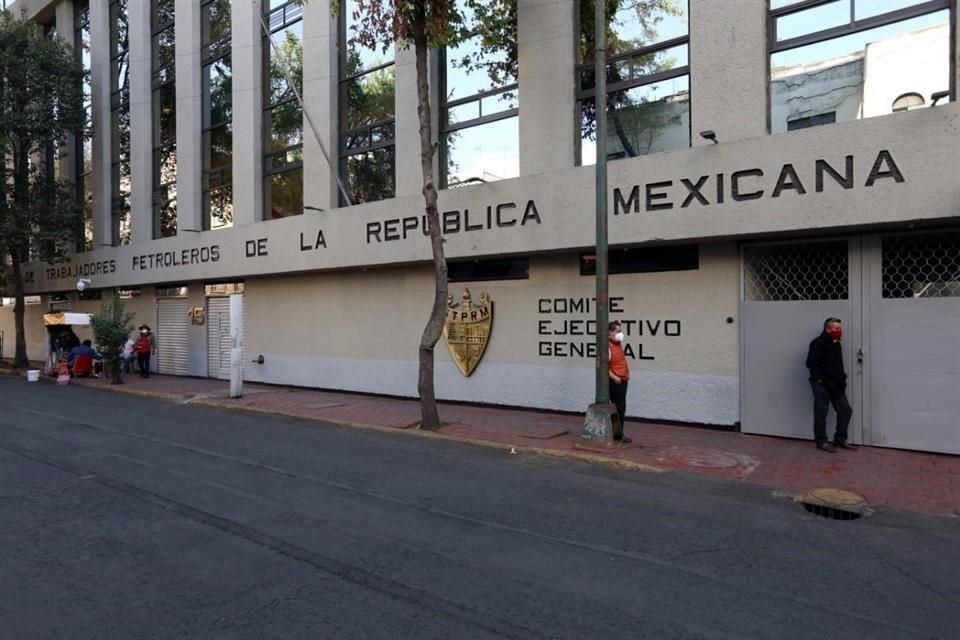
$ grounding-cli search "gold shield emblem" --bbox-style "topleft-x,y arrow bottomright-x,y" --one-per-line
443,289 -> 493,377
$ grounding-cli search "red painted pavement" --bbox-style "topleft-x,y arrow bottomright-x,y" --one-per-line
70,374 -> 960,517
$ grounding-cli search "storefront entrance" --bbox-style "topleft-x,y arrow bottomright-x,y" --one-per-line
741,231 -> 960,454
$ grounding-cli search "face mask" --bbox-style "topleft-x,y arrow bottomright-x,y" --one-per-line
828,328 -> 842,341
613,332 -> 625,343
140,330 -> 148,335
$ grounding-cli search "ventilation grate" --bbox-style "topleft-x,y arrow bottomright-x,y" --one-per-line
882,232 -> 960,299
744,241 -> 849,301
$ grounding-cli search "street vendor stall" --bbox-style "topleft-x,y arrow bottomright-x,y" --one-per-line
43,312 -> 92,374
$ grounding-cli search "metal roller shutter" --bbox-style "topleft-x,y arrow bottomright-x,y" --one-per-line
156,298 -> 191,376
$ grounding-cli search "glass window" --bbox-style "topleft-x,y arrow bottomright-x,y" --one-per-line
339,0 -> 395,205
440,0 -> 518,188
74,1 -> 94,251
263,2 -> 303,219
110,0 -> 131,245
449,258 -> 529,282
576,0 -> 690,166
580,245 -> 699,275
892,92 -> 925,111
769,0 -> 952,134
444,117 -> 519,185
152,0 -> 177,238
202,0 -> 233,229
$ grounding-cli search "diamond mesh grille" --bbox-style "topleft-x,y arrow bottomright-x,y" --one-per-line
882,233 -> 960,299
744,242 -> 849,301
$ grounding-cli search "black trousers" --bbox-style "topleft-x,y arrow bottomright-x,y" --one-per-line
811,381 -> 852,443
137,353 -> 151,377
609,380 -> 628,440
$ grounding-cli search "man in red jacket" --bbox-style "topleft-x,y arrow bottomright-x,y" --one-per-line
608,321 -> 632,444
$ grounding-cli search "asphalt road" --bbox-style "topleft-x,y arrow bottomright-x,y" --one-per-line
1,379 -> 958,640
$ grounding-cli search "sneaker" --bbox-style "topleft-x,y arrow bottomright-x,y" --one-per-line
816,441 -> 837,453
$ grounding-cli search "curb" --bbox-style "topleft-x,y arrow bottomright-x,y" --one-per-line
191,397 -> 668,474
76,382 -> 667,475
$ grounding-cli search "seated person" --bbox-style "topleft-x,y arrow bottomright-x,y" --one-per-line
67,340 -> 101,377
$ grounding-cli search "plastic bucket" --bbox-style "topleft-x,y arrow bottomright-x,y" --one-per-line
26,369 -> 40,382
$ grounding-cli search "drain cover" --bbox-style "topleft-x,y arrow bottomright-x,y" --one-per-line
799,488 -> 869,520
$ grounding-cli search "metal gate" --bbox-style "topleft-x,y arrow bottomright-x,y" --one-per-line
863,232 -> 960,453
741,239 -> 862,442
742,232 -> 960,454
206,297 -> 231,380
156,298 -> 191,376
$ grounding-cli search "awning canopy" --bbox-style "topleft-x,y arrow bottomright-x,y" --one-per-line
43,312 -> 92,326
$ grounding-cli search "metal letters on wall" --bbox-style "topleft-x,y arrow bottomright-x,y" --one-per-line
443,289 -> 493,377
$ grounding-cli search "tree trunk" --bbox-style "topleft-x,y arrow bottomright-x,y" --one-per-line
110,358 -> 123,385
11,140 -> 32,370
10,254 -> 29,369
412,11 -> 448,431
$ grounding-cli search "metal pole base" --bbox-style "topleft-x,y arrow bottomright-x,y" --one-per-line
581,402 -> 618,446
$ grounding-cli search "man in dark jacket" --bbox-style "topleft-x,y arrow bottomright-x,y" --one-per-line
806,317 -> 857,453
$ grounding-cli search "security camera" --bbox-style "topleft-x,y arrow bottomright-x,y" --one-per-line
76,278 -> 91,292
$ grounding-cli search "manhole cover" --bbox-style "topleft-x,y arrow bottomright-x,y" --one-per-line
664,448 -> 741,469
800,488 -> 869,520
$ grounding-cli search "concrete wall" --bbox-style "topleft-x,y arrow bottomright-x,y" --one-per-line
243,245 -> 740,425
18,99 -> 960,295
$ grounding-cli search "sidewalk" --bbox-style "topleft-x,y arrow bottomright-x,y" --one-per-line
67,373 -> 960,517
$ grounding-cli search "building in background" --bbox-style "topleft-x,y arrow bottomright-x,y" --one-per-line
2,0 -> 959,454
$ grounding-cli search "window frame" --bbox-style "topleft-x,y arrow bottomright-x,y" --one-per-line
109,0 -> 131,246
767,0 -> 954,133
152,0 -> 177,239
438,36 -> 519,189
201,0 -> 233,230
73,0 -> 93,252
768,0 -> 952,53
337,1 -> 397,206
573,0 -> 691,166
262,0 -> 305,220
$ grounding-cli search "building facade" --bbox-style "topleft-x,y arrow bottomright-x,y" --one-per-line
2,0 -> 959,453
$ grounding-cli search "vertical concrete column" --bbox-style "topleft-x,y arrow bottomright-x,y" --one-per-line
517,0 -> 575,175
302,0 -> 338,211
89,0 -> 112,247
127,0 -> 152,243
690,0 -> 768,145
395,46 -> 441,196
55,2 -> 75,188
954,3 -> 959,101
230,0 -> 263,225
394,47 -> 418,197
175,0 -> 202,233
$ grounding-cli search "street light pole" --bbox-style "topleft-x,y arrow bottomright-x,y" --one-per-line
593,0 -> 609,406
581,0 -> 617,444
